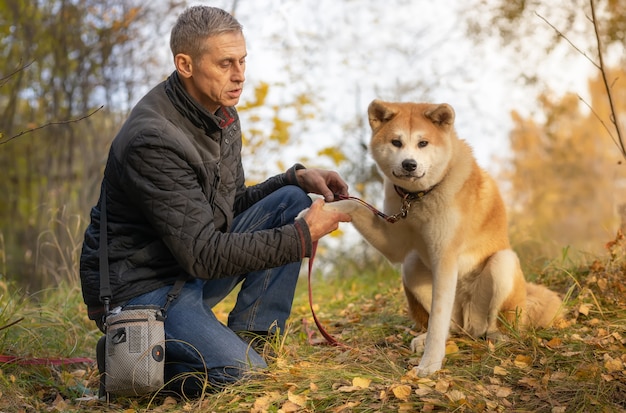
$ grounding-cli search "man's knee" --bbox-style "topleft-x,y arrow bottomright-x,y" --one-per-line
280,185 -> 311,209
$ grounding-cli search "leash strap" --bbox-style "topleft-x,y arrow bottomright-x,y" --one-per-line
308,193 -> 409,347
334,193 -> 409,223
0,355 -> 94,365
307,241 -> 349,347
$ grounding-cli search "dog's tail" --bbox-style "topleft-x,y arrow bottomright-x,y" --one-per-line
524,282 -> 563,328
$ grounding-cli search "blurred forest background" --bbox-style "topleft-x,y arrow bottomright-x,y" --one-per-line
0,0 -> 624,292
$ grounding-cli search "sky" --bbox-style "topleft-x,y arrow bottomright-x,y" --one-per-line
155,0 -> 601,177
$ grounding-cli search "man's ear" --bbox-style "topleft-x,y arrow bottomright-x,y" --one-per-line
174,54 -> 193,78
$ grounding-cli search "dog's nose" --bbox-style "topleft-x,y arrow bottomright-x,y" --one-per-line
402,159 -> 417,172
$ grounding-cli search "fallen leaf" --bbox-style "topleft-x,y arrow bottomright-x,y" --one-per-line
446,389 -> 466,402
578,304 -> 590,316
352,377 -> 372,389
434,378 -> 450,393
330,401 -> 360,413
415,385 -> 433,397
398,403 -> 416,412
493,365 -> 509,376
514,355 -> 532,368
545,337 -> 562,348
252,392 -> 281,413
288,390 -> 308,407
604,357 -> 624,373
280,400 -> 301,412
445,341 -> 459,355
495,386 -> 512,398
392,384 -> 413,401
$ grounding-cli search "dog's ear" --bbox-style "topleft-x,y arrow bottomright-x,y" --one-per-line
368,99 -> 398,131
424,104 -> 455,126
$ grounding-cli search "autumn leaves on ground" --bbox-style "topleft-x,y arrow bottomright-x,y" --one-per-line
0,233 -> 624,413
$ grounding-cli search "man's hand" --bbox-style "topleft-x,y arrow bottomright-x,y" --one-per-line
302,198 -> 351,242
295,168 -> 349,202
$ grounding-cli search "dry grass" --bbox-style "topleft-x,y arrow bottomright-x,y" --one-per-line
0,234 -> 624,412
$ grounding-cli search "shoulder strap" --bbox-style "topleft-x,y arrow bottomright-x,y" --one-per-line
99,184 -> 112,314
98,182 -> 187,317
161,275 -> 188,315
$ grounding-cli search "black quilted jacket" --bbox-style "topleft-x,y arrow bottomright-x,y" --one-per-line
80,72 -> 312,319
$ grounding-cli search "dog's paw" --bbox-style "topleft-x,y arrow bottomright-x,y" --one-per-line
410,333 -> 427,354
412,359 -> 442,377
323,199 -> 358,214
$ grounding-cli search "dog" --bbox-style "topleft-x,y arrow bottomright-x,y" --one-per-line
324,100 -> 563,377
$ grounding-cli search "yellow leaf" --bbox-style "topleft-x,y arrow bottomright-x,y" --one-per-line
434,379 -> 450,393
578,303 -> 590,316
496,386 -> 512,398
392,384 -> 412,401
280,400 -> 301,412
493,366 -> 509,376
287,391 -> 308,407
514,354 -> 532,368
309,382 -> 319,392
446,389 -> 467,402
545,337 -> 562,348
604,357 -> 624,373
445,341 -> 459,355
330,401 -> 361,413
352,377 -> 371,389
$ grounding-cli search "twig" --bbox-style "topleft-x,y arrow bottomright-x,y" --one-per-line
578,95 -> 623,151
536,4 -> 625,161
589,0 -> 625,159
0,317 -> 24,332
0,60 -> 34,86
534,12 -> 599,69
0,106 -> 104,145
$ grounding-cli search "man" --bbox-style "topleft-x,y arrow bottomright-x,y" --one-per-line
80,5 -> 351,395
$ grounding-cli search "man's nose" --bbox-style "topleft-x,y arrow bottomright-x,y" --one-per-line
232,63 -> 245,82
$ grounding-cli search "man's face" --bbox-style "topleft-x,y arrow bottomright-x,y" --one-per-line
179,31 -> 247,113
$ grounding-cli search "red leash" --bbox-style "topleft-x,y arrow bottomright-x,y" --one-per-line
0,318 -> 94,366
307,241 -> 350,348
307,193 -> 408,347
0,355 -> 94,365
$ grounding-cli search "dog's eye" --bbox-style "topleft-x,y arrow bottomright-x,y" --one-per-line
391,139 -> 402,148
418,141 -> 429,148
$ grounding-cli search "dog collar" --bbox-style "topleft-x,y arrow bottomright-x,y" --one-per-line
394,184 -> 438,201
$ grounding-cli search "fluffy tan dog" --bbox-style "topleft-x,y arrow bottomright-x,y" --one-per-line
324,100 -> 563,376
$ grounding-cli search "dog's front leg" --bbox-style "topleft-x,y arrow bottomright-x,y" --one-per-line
413,260 -> 458,377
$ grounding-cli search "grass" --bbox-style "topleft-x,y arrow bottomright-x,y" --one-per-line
0,235 -> 625,412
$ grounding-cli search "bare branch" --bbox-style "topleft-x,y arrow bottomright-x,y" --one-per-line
578,94 -> 621,148
536,3 -> 625,161
534,12 -> 599,69
589,0 -> 625,160
0,60 -> 35,86
0,106 -> 104,145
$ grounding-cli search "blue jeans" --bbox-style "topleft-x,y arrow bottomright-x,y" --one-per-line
126,186 -> 311,394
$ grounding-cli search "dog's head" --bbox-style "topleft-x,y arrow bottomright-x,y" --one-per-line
367,99 -> 456,192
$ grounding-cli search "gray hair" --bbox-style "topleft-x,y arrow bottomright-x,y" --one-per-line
170,6 -> 243,60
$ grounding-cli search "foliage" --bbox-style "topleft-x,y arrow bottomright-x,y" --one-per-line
502,67 -> 626,266
0,0 -> 176,290
0,233 -> 624,412
466,0 -> 626,56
